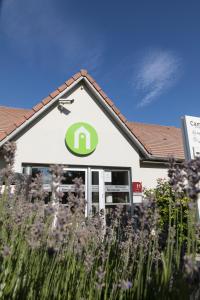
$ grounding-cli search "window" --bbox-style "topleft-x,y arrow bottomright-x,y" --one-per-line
31,167 -> 52,184
105,170 -> 130,204
23,166 -> 87,205
91,171 -> 100,214
62,170 -> 85,185
60,169 -> 86,205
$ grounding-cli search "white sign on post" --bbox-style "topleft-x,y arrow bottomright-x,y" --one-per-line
182,115 -> 200,160
182,115 -> 200,218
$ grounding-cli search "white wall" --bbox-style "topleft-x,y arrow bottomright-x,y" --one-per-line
138,165 -> 168,188
11,83 -> 169,189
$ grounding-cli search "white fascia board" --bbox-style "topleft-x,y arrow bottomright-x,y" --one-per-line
83,79 -> 184,162
0,76 -> 171,162
82,78 -> 151,159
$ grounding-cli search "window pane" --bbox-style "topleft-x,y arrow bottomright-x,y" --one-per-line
32,167 -> 52,184
62,171 -> 85,185
92,203 -> 99,215
61,191 -> 85,205
92,171 -> 99,204
91,172 -> 99,213
92,172 -> 99,185
92,191 -> 99,203
105,192 -> 130,204
105,171 -> 129,185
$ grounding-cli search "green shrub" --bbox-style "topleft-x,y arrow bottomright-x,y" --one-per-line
145,179 -> 190,246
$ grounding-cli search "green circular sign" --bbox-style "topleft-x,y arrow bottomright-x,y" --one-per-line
65,122 -> 98,156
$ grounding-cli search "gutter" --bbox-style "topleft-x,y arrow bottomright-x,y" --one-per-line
141,157 -> 184,164
84,79 -> 184,163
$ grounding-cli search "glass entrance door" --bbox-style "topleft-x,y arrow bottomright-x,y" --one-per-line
89,169 -> 132,217
104,170 -> 131,215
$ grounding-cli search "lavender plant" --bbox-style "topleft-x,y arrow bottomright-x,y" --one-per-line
0,142 -> 199,299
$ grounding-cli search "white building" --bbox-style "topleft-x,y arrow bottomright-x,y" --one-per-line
0,70 -> 184,214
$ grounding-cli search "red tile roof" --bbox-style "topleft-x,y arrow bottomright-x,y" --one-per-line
0,106 -> 30,136
0,70 -> 185,160
127,122 -> 185,160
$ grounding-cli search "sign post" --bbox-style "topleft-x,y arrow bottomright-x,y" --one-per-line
182,115 -> 200,218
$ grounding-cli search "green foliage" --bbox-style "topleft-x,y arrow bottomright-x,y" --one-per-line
145,179 -> 190,244
0,183 -> 198,300
0,142 -> 199,299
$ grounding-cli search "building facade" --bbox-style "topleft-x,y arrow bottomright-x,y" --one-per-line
0,70 -> 185,215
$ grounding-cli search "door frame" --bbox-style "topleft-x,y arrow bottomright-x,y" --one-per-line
88,168 -> 105,216
88,167 -> 132,216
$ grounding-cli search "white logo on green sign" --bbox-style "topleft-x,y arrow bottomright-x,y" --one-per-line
65,122 -> 98,155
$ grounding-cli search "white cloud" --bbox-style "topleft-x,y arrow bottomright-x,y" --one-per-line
0,0 -> 104,72
134,49 -> 182,107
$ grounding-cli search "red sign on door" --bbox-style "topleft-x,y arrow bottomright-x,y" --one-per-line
132,182 -> 142,193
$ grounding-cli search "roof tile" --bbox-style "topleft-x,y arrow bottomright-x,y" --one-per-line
72,72 -> 81,80
85,73 -> 95,84
105,97 -> 114,107
0,131 -> 6,141
24,110 -> 35,120
58,83 -> 67,93
118,113 -> 127,123
33,102 -> 44,112
42,96 -> 52,106
5,124 -> 17,135
66,77 -> 75,86
112,105 -> 120,115
81,69 -> 88,76
50,89 -> 60,99
0,107 -> 31,137
92,82 -> 101,92
99,89 -> 108,99
14,117 -> 26,127
128,121 -> 184,160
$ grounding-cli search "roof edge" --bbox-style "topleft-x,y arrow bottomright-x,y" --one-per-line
0,69 -> 183,161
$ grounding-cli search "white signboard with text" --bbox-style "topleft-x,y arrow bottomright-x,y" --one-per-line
182,115 -> 200,160
182,115 -> 200,219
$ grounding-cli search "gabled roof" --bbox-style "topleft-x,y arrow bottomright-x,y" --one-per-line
127,122 -> 184,160
0,70 -> 127,141
0,106 -> 30,134
0,70 -> 185,161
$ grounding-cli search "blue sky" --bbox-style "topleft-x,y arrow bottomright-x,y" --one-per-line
0,0 -> 200,127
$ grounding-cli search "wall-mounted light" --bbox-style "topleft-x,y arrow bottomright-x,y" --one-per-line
58,98 -> 74,105
58,98 -> 74,113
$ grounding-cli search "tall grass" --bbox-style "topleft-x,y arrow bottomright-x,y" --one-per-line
0,143 -> 199,299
